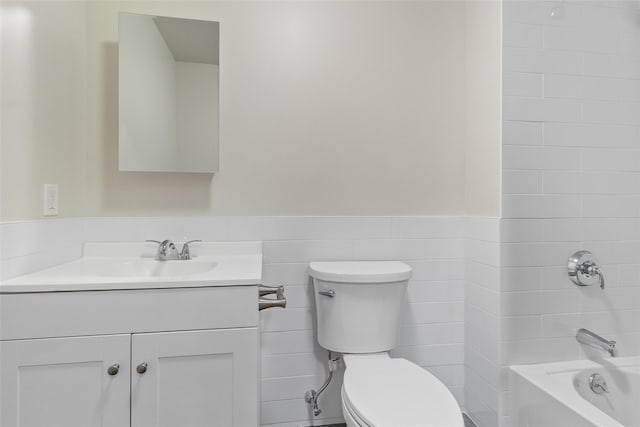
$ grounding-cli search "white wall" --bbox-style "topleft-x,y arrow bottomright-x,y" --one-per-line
464,0 -> 502,216
119,12 -> 178,171
1,0 -> 501,220
0,1 -> 87,219
176,62 -> 219,172
500,1 -> 640,426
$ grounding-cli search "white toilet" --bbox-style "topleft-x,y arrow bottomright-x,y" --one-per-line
309,261 -> 464,427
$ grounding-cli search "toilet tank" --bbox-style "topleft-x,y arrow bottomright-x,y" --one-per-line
309,261 -> 412,354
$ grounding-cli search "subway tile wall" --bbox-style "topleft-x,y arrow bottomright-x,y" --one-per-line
464,218 -> 501,427
0,215 -> 475,427
0,218 -> 85,280
502,1 -> 640,426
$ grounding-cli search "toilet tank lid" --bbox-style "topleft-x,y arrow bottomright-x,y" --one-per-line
309,261 -> 412,283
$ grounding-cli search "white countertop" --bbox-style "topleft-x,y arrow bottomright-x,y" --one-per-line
1,241 -> 262,293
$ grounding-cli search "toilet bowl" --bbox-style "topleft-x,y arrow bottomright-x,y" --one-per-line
341,353 -> 463,427
309,261 -> 463,427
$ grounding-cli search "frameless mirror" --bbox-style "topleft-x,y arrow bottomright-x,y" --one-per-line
119,13 -> 219,173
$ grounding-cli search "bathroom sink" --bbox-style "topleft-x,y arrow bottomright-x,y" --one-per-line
96,259 -> 218,278
0,241 -> 262,293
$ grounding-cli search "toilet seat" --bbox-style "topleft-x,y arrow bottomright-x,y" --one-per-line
341,388 -> 370,427
342,354 -> 464,427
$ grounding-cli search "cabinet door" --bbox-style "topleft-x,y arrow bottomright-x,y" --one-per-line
0,334 -> 130,427
131,328 -> 258,427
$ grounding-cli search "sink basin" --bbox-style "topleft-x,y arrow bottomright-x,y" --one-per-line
96,260 -> 218,278
0,241 -> 262,293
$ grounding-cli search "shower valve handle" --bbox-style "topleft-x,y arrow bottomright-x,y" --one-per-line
568,251 -> 606,289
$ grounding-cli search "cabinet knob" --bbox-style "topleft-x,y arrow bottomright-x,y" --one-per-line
107,363 -> 120,376
136,362 -> 148,374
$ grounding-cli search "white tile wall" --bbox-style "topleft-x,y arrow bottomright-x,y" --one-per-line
0,215 -> 469,427
501,1 -> 640,426
0,219 -> 84,280
464,217 -> 501,427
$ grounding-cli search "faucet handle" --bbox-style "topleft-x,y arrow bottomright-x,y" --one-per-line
568,251 -> 606,289
146,240 -> 162,244
591,265 -> 606,289
183,239 -> 202,245
180,240 -> 202,260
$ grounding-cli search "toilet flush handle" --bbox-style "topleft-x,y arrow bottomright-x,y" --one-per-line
319,290 -> 335,298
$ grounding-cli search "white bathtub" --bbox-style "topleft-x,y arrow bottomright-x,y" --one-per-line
511,357 -> 640,427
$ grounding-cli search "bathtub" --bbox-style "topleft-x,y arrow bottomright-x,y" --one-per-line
511,357 -> 640,427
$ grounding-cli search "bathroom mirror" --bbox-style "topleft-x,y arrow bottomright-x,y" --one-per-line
119,13 -> 219,173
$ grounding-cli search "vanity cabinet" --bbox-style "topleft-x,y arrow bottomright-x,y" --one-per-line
131,328 -> 258,427
0,334 -> 131,427
0,286 -> 259,427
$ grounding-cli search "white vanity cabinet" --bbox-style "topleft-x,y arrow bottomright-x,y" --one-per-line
0,286 -> 259,427
131,328 -> 258,427
0,334 -> 131,427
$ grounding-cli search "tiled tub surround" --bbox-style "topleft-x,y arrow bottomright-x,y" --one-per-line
0,216 -> 474,427
501,1 -> 640,426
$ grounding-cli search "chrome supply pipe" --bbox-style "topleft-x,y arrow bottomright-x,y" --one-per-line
305,351 -> 340,416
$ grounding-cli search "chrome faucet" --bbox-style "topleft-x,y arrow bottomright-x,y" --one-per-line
576,328 -> 616,357
146,239 -> 201,261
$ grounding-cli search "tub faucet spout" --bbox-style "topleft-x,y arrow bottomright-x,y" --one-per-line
576,328 -> 616,357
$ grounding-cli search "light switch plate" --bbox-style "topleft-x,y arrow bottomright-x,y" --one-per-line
44,184 -> 58,216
